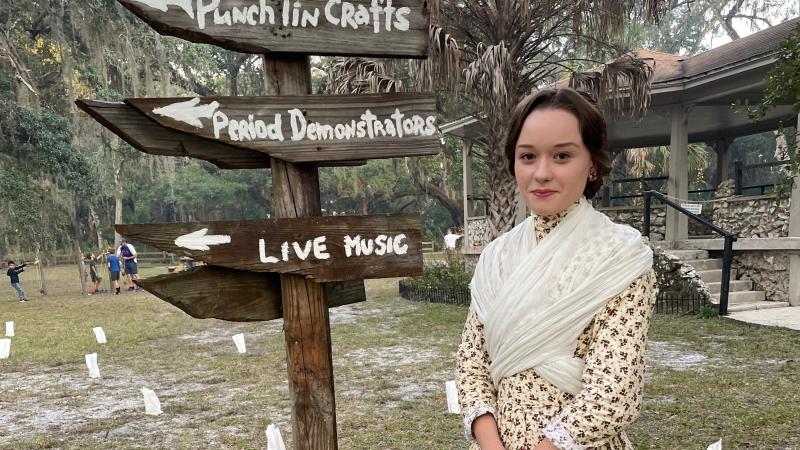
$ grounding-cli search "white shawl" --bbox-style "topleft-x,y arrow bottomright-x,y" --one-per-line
470,198 -> 653,395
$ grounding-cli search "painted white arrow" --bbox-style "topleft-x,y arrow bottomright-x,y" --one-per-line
130,0 -> 194,18
152,97 -> 219,128
174,228 -> 231,251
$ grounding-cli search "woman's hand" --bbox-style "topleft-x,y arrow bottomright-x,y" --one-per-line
473,414 -> 506,450
532,438 -> 559,450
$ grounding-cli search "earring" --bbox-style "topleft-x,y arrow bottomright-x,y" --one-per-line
588,169 -> 597,181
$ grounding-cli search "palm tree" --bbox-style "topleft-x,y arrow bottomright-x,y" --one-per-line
413,0 -> 671,238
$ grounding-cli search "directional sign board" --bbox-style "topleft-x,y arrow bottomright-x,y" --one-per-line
75,100 -> 367,169
125,93 -> 439,163
116,213 -> 422,282
137,266 -> 365,321
118,0 -> 430,57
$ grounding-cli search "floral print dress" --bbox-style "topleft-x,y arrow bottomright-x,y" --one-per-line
457,206 -> 657,449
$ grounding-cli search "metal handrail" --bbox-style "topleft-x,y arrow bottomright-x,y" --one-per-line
643,190 -> 737,315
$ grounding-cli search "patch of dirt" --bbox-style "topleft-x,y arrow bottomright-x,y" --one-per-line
646,340 -> 710,371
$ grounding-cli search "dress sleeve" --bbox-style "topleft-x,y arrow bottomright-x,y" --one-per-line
543,270 -> 658,449
456,306 -> 498,442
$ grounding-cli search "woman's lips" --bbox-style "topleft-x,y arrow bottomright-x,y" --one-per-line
532,190 -> 555,198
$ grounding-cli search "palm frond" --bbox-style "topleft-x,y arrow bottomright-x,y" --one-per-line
570,52 -> 654,118
411,25 -> 461,94
328,58 -> 404,94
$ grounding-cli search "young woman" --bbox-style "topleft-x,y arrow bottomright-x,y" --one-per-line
457,88 -> 657,450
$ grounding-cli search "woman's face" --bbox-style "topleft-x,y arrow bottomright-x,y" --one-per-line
514,108 -> 593,217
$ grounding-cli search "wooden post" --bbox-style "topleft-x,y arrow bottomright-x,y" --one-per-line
264,54 -> 338,449
666,104 -> 689,242
788,114 -> 800,307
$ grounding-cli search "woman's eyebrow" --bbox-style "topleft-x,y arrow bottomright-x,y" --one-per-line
554,142 -> 579,148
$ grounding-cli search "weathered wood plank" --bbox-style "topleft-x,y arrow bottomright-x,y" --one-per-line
125,94 -> 440,162
75,100 -> 367,168
115,214 -> 423,282
76,99 -> 270,169
117,0 -> 430,58
135,265 -> 365,322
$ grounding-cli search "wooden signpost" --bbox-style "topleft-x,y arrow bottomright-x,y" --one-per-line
117,0 -> 430,57
80,1 -> 435,448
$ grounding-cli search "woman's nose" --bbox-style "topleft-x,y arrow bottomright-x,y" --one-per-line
533,160 -> 553,182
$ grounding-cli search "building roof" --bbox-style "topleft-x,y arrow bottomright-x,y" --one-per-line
443,17 -> 800,148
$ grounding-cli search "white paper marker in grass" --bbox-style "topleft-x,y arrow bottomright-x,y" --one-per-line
266,424 -> 286,450
85,353 -> 100,378
5,321 -> 14,337
445,380 -> 461,414
140,388 -> 163,415
92,327 -> 107,344
0,338 -> 10,359
232,333 -> 246,354
707,440 -> 722,450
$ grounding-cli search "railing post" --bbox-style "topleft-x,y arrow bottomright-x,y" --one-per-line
720,236 -> 735,316
643,191 -> 651,238
734,161 -> 743,195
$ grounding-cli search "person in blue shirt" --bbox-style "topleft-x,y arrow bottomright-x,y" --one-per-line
107,248 -> 122,295
6,260 -> 29,302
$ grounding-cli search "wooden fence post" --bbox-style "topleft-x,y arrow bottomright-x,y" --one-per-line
264,54 -> 338,449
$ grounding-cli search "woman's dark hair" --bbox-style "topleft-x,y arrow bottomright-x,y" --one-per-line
503,88 -> 610,199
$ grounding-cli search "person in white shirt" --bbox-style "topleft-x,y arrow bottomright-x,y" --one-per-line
444,228 -> 463,251
116,240 -> 140,290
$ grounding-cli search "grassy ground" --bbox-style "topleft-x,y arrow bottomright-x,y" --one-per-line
1,264 -> 798,449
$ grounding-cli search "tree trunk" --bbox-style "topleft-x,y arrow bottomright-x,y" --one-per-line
424,181 -> 464,226
35,244 -> 46,296
113,160 -> 124,246
487,146 -> 518,239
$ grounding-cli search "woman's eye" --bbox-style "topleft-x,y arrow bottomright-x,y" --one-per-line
555,152 -> 571,160
518,152 -> 535,161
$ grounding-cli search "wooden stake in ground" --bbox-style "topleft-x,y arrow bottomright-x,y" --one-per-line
265,54 -> 338,450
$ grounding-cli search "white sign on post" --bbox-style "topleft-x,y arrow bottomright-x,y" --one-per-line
141,388 -> 163,415
85,353 -> 101,378
93,327 -> 108,344
0,338 -> 10,359
232,333 -> 247,354
681,203 -> 702,215
445,380 -> 460,414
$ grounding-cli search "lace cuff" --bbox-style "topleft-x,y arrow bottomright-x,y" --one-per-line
463,404 -> 497,442
543,421 -> 584,450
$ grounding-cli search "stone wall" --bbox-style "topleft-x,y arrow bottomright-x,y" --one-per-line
712,179 -> 789,238
598,206 -> 666,241
466,216 -> 491,248
731,252 -> 789,302
652,244 -> 713,301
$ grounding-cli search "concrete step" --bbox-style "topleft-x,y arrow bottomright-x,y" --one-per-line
711,290 -> 766,304
705,279 -> 753,294
664,249 -> 709,260
684,258 -> 723,271
696,269 -> 723,283
727,301 -> 791,313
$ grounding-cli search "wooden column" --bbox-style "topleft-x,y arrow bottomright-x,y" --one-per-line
666,104 -> 689,242
788,114 -> 800,307
263,55 -> 338,449
462,140 -> 473,251
714,138 -> 731,186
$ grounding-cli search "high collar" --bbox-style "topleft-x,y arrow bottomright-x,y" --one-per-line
533,200 -> 580,241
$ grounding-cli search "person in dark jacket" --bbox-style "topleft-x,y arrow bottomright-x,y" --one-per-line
7,260 -> 29,302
